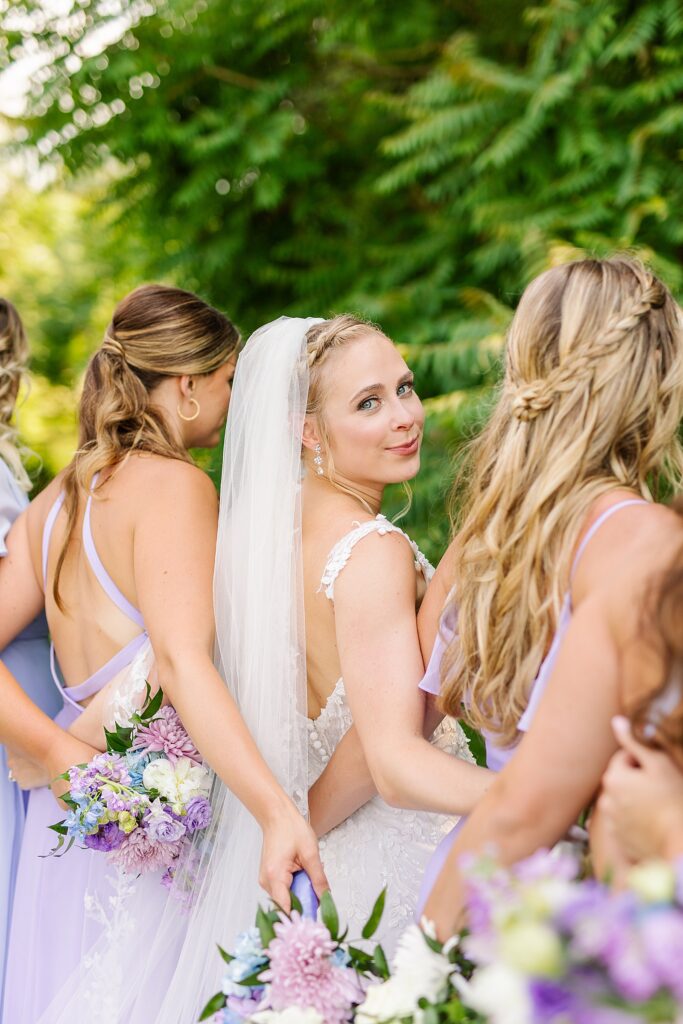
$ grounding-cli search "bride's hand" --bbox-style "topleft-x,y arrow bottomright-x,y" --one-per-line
259,802 -> 329,911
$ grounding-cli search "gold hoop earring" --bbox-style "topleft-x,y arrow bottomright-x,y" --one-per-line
177,397 -> 201,422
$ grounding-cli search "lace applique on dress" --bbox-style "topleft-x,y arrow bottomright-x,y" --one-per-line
319,514 -> 434,600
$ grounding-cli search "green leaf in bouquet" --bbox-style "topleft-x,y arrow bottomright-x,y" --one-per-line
289,890 -> 303,916
372,943 -> 390,979
362,887 -> 386,939
217,943 -> 234,965
236,968 -> 267,987
198,992 -> 227,1020
256,905 -> 277,946
347,945 -> 374,971
48,821 -> 68,836
418,997 -> 440,1024
103,726 -> 133,753
320,890 -> 340,940
140,684 -> 164,721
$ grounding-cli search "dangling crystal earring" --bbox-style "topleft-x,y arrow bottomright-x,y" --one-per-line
313,444 -> 324,476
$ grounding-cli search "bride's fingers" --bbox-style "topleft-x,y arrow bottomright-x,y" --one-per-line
301,848 -> 330,898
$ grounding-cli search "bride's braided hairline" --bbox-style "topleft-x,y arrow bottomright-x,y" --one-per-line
509,276 -> 667,422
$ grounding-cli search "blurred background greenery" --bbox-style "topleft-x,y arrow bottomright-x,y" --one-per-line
1,0 -> 682,562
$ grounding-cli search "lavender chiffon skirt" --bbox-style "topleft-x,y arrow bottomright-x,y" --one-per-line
2,702 -> 119,1024
0,618 -> 60,1011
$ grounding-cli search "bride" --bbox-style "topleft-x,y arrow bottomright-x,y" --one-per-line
43,314 -> 489,1022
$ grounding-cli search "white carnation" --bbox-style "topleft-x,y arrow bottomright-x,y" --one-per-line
355,924 -> 452,1023
456,963 -> 531,1024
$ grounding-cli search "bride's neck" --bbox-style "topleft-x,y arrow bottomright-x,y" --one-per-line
307,472 -> 383,516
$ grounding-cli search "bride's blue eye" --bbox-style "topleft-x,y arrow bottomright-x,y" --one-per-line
358,396 -> 379,411
397,380 -> 414,396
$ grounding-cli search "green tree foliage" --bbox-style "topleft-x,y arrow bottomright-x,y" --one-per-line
2,0 -> 682,557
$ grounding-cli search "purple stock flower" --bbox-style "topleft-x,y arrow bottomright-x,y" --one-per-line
84,822 -> 127,852
640,907 -> 683,1001
132,707 -> 201,764
529,979 -> 576,1022
184,795 -> 212,834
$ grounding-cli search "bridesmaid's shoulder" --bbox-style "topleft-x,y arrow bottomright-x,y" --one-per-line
115,453 -> 217,507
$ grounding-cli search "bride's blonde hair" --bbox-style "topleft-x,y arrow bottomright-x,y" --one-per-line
440,256 -> 683,745
0,299 -> 31,492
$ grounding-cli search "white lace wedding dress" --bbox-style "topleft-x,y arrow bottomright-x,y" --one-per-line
307,515 -> 474,955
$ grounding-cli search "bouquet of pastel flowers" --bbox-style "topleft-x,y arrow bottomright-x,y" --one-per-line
201,875 -> 390,1024
355,849 -> 683,1024
50,685 -> 213,886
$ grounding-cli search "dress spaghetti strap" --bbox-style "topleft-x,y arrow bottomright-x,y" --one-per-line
570,498 -> 649,581
319,514 -> 433,601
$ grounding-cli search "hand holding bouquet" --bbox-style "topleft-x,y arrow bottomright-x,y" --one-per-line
49,685 -> 213,886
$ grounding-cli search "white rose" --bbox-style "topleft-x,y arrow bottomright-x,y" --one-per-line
355,925 -> 452,1023
142,759 -> 177,801
251,1009 -> 323,1024
499,920 -> 564,977
628,860 -> 676,904
456,963 -> 531,1024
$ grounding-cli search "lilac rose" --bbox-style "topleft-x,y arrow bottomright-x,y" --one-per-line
184,795 -> 212,834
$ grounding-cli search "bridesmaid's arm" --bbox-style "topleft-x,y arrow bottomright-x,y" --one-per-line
132,462 -> 327,906
0,509 -> 44,650
423,594 -> 621,937
0,660 -> 97,797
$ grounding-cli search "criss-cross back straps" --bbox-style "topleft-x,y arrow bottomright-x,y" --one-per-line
570,498 -> 649,582
319,514 -> 433,601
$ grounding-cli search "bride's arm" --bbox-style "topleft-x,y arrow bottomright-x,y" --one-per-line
132,462 -> 327,905
308,545 -> 462,835
327,530 -> 489,816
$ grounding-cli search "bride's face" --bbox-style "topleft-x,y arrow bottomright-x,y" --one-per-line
320,333 -> 424,486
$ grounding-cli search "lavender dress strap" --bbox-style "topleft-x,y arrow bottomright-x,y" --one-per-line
41,492 -> 65,588
83,481 -> 145,630
569,498 -> 648,581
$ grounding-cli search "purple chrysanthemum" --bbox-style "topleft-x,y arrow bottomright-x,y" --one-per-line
132,707 -> 201,764
107,824 -> 185,875
262,913 -> 362,1024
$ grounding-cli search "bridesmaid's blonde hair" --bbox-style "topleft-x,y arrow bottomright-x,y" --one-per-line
440,257 -> 683,745
0,299 -> 31,492
55,284 -> 239,607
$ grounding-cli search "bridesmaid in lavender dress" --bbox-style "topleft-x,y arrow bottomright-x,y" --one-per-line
0,300 -> 59,1005
0,285 -> 325,1024
417,257 -> 683,936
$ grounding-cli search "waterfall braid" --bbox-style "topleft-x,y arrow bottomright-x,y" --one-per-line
0,299 -> 31,491
440,257 -> 683,746
54,284 -> 239,608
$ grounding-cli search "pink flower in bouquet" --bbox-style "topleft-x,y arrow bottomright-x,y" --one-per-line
107,825 -> 186,875
263,913 -> 362,1024
132,707 -> 201,764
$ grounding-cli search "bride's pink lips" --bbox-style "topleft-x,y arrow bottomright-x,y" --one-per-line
387,436 -> 420,456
